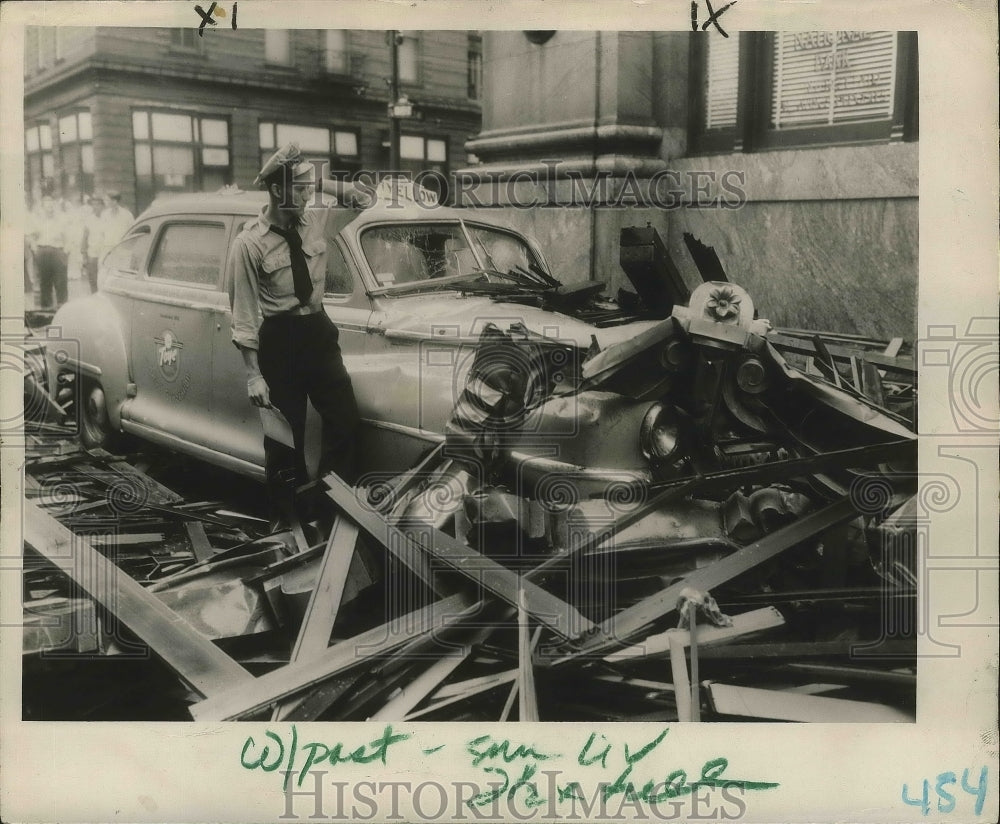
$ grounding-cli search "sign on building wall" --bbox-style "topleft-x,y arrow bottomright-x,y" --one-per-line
770,31 -> 897,128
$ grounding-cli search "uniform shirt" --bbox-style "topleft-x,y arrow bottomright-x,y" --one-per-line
229,204 -> 329,351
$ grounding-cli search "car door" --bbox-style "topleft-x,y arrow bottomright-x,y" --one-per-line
126,217 -> 232,453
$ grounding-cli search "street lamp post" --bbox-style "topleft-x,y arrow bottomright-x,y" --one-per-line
388,30 -> 401,170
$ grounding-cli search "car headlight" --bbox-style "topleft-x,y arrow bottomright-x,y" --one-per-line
639,402 -> 681,464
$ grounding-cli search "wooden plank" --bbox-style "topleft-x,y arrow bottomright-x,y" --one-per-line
883,337 -> 904,358
782,662 -> 916,688
565,497 -> 860,659
326,474 -> 438,590
698,639 -> 916,660
860,360 -> 887,406
849,356 -> 864,395
669,632 -> 692,721
499,680 -> 519,721
23,500 -> 251,698
189,591 -> 476,720
90,532 -> 165,546
374,442 -> 445,515
288,518 -> 360,662
326,474 -> 593,640
273,517 -> 360,721
184,522 -> 214,563
432,668 -> 519,700
768,334 -> 915,376
517,588 -> 539,722
688,602 -> 700,722
811,335 -> 842,387
369,643 -> 476,721
604,607 -> 785,662
706,682 -> 913,722
405,669 -> 518,720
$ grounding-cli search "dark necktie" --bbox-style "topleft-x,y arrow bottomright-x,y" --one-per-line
268,224 -> 313,306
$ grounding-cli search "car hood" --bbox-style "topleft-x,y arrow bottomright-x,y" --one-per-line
371,292 -> 661,350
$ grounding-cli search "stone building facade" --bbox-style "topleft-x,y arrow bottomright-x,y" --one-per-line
460,31 -> 918,339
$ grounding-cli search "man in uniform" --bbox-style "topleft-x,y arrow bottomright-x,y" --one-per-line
228,143 -> 363,522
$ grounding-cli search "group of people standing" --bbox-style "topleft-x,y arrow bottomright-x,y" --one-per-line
25,190 -> 134,310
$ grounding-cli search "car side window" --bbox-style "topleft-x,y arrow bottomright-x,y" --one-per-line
102,228 -> 151,275
325,241 -> 355,296
148,222 -> 227,288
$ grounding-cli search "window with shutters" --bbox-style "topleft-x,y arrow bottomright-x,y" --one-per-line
689,31 -> 918,154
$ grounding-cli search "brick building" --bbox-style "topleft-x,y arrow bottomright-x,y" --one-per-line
24,27 -> 483,213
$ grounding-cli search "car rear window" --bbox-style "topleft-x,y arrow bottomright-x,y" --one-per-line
148,222 -> 227,287
103,228 -> 151,274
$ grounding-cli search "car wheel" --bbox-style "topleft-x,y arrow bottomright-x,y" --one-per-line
79,381 -> 120,450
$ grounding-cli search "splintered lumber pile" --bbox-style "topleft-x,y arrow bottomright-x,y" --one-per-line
181,463 -> 916,723
22,433 -> 917,722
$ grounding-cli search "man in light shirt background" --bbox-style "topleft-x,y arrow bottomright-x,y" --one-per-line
82,193 -> 105,293
96,191 -> 134,261
27,194 -> 69,309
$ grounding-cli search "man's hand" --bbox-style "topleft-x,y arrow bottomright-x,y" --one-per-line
247,374 -> 272,408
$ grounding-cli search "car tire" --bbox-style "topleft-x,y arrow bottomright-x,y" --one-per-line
79,380 -> 121,451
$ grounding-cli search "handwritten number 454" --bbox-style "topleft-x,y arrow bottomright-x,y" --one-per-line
902,767 -> 989,816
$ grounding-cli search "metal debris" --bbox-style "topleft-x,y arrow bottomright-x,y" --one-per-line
21,273 -> 919,722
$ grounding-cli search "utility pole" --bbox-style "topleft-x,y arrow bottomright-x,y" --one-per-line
388,30 -> 401,171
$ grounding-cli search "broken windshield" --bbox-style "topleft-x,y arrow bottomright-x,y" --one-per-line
360,222 -> 546,291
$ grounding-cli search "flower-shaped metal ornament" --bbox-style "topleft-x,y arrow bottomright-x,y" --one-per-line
706,285 -> 741,322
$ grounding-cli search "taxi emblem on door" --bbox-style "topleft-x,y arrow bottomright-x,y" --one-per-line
154,330 -> 184,381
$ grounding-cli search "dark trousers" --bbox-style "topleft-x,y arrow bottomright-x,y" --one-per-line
35,246 -> 68,308
85,256 -> 100,293
258,312 -> 360,511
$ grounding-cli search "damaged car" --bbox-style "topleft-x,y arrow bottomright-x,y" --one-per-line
28,181 -> 920,721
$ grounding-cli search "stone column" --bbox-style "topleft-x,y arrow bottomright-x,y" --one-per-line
457,31 -> 691,293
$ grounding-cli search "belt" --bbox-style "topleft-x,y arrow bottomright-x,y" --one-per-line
265,305 -> 323,319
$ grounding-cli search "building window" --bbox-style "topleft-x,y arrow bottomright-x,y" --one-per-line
689,31 -> 918,154
467,36 -> 483,99
171,28 -> 201,51
398,31 -> 419,84
25,122 -> 54,203
265,30 -> 292,65
324,30 -> 349,74
54,28 -> 65,61
400,134 -> 448,167
58,110 -> 94,195
259,121 -> 361,175
132,110 -> 232,212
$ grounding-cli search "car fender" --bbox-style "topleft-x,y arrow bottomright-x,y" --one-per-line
46,293 -> 132,429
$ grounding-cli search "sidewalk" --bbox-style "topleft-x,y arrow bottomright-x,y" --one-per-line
23,275 -> 92,311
